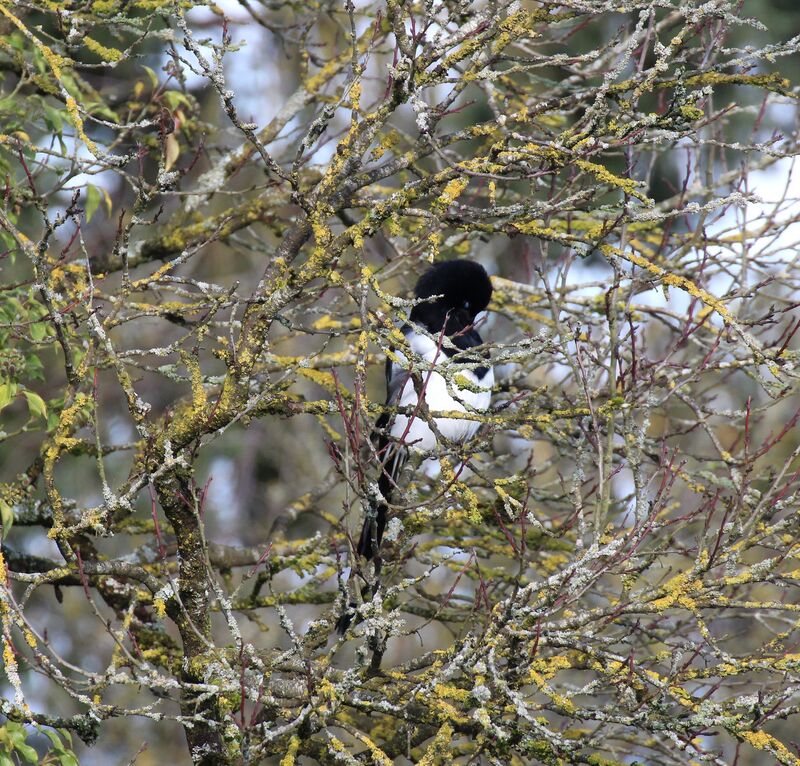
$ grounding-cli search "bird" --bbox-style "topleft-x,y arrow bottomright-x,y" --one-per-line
337,259 -> 493,638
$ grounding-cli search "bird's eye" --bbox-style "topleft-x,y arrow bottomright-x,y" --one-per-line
462,299 -> 470,310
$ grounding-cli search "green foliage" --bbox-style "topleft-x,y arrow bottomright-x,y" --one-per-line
0,287 -> 52,437
0,723 -> 78,766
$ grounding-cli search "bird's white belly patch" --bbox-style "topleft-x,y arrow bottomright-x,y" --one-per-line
389,336 -> 493,455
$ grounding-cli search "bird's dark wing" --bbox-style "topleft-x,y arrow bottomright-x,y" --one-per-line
372,332 -> 410,439
385,325 -> 415,408
359,331 -> 411,560
442,322 -> 491,380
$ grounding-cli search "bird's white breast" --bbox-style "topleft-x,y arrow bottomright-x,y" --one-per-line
389,332 -> 493,474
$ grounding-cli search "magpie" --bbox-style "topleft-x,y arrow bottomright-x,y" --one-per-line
336,260 -> 494,635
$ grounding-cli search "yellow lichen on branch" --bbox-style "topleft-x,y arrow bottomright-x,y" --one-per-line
0,2 -> 100,156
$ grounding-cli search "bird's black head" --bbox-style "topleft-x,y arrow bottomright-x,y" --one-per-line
409,259 -> 492,335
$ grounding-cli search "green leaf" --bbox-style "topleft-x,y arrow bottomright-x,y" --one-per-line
39,726 -> 63,749
0,96 -> 20,116
0,381 -> 17,411
164,132 -> 180,172
5,721 -> 26,745
30,321 -> 47,342
162,90 -> 192,110
1,296 -> 24,321
16,742 -> 39,764
23,390 -> 47,420
85,101 -> 119,121
100,186 -> 113,218
0,750 -> 14,766
8,32 -> 25,52
85,185 -> 101,223
43,103 -> 63,136
142,65 -> 159,90
33,726 -> 79,765
0,499 -> 13,537
25,354 -> 45,382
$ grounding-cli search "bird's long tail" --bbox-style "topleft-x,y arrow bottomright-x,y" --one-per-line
336,440 -> 406,634
357,440 -> 406,559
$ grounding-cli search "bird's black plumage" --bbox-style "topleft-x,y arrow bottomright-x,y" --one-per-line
410,259 -> 493,331
338,260 -> 494,633
357,259 -> 492,559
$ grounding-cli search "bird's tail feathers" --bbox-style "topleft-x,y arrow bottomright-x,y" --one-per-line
337,441 -> 405,634
335,603 -> 356,634
356,500 -> 387,560
356,441 -> 406,560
